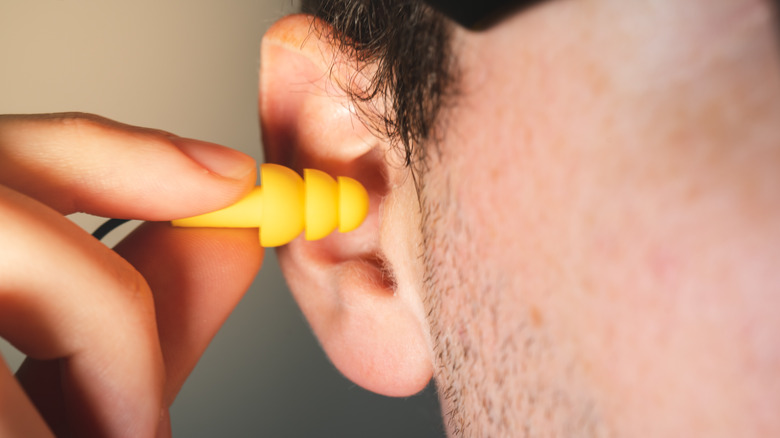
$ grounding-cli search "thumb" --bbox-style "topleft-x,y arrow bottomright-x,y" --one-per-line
0,113 -> 256,219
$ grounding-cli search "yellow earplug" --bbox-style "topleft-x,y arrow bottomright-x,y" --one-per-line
172,163 -> 369,247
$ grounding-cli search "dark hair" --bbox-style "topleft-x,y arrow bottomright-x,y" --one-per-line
301,0 -> 456,168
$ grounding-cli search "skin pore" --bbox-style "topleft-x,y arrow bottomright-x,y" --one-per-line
289,0 -> 780,436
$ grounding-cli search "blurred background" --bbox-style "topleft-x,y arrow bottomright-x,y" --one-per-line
0,1 -> 443,436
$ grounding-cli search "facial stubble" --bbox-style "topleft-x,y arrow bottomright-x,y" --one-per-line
418,168 -> 608,438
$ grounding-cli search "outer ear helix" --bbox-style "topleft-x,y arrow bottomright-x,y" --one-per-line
172,163 -> 369,247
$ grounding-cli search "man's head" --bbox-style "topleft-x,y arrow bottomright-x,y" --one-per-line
260,0 -> 780,435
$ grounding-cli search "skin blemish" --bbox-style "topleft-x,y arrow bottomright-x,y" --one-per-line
530,305 -> 544,328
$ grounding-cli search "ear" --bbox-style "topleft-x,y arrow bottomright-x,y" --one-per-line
259,15 -> 433,397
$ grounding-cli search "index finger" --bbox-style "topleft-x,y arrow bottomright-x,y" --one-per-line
0,113 -> 257,219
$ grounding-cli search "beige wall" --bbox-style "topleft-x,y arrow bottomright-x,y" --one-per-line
0,1 -> 442,436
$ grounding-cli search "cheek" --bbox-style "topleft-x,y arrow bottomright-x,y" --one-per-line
420,138 -> 610,436
424,0 -> 780,432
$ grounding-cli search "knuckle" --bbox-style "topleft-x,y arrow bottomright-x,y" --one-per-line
90,250 -> 158,332
37,111 -> 111,130
54,112 -> 116,136
114,262 -> 157,320
55,112 -> 178,147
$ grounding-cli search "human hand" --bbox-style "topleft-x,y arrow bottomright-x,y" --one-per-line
0,113 -> 263,437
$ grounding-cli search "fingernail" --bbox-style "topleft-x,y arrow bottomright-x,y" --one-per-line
171,137 -> 256,180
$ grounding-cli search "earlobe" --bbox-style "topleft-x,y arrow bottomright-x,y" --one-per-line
259,14 -> 433,397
